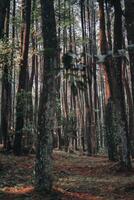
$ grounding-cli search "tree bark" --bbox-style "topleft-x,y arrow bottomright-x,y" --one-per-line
98,0 -> 131,168
0,0 -> 11,149
113,0 -> 131,169
13,0 -> 32,155
35,0 -> 57,192
125,0 -> 134,157
125,0 -> 134,104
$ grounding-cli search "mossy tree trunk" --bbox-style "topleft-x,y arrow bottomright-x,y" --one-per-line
125,0 -> 134,157
13,0 -> 32,155
0,0 -> 11,149
35,0 -> 57,192
113,0 -> 131,170
98,0 -> 131,169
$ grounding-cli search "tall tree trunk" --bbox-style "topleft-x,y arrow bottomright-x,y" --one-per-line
98,0 -> 117,160
0,1 -> 9,38
0,0 -> 11,149
11,0 -> 16,130
98,0 -> 131,168
80,0 -> 86,64
13,0 -> 32,155
35,0 -> 57,192
113,0 -> 131,169
125,0 -> 134,157
125,0 -> 134,104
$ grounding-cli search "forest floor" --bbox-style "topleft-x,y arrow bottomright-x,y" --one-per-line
0,150 -> 134,200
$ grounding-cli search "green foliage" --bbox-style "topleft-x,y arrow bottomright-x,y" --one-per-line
22,123 -> 33,133
64,73 -> 87,96
61,112 -> 77,137
62,52 -> 75,69
16,90 -> 33,116
76,80 -> 87,90
55,96 -> 62,125
0,39 -> 12,65
71,81 -> 78,96
77,37 -> 90,46
105,99 -> 122,160
44,48 -> 56,57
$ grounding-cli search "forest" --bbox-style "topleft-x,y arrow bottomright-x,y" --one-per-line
0,0 -> 134,199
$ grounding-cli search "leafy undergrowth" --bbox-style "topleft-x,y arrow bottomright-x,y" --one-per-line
0,151 -> 134,200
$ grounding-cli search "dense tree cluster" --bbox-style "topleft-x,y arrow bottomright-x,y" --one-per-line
0,0 -> 134,192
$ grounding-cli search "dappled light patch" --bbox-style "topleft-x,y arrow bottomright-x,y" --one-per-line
0,186 -> 34,200
1,186 -> 33,194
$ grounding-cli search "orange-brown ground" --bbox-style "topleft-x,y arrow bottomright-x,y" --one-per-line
0,151 -> 134,200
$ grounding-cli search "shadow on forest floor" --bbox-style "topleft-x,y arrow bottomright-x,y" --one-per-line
0,150 -> 134,200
